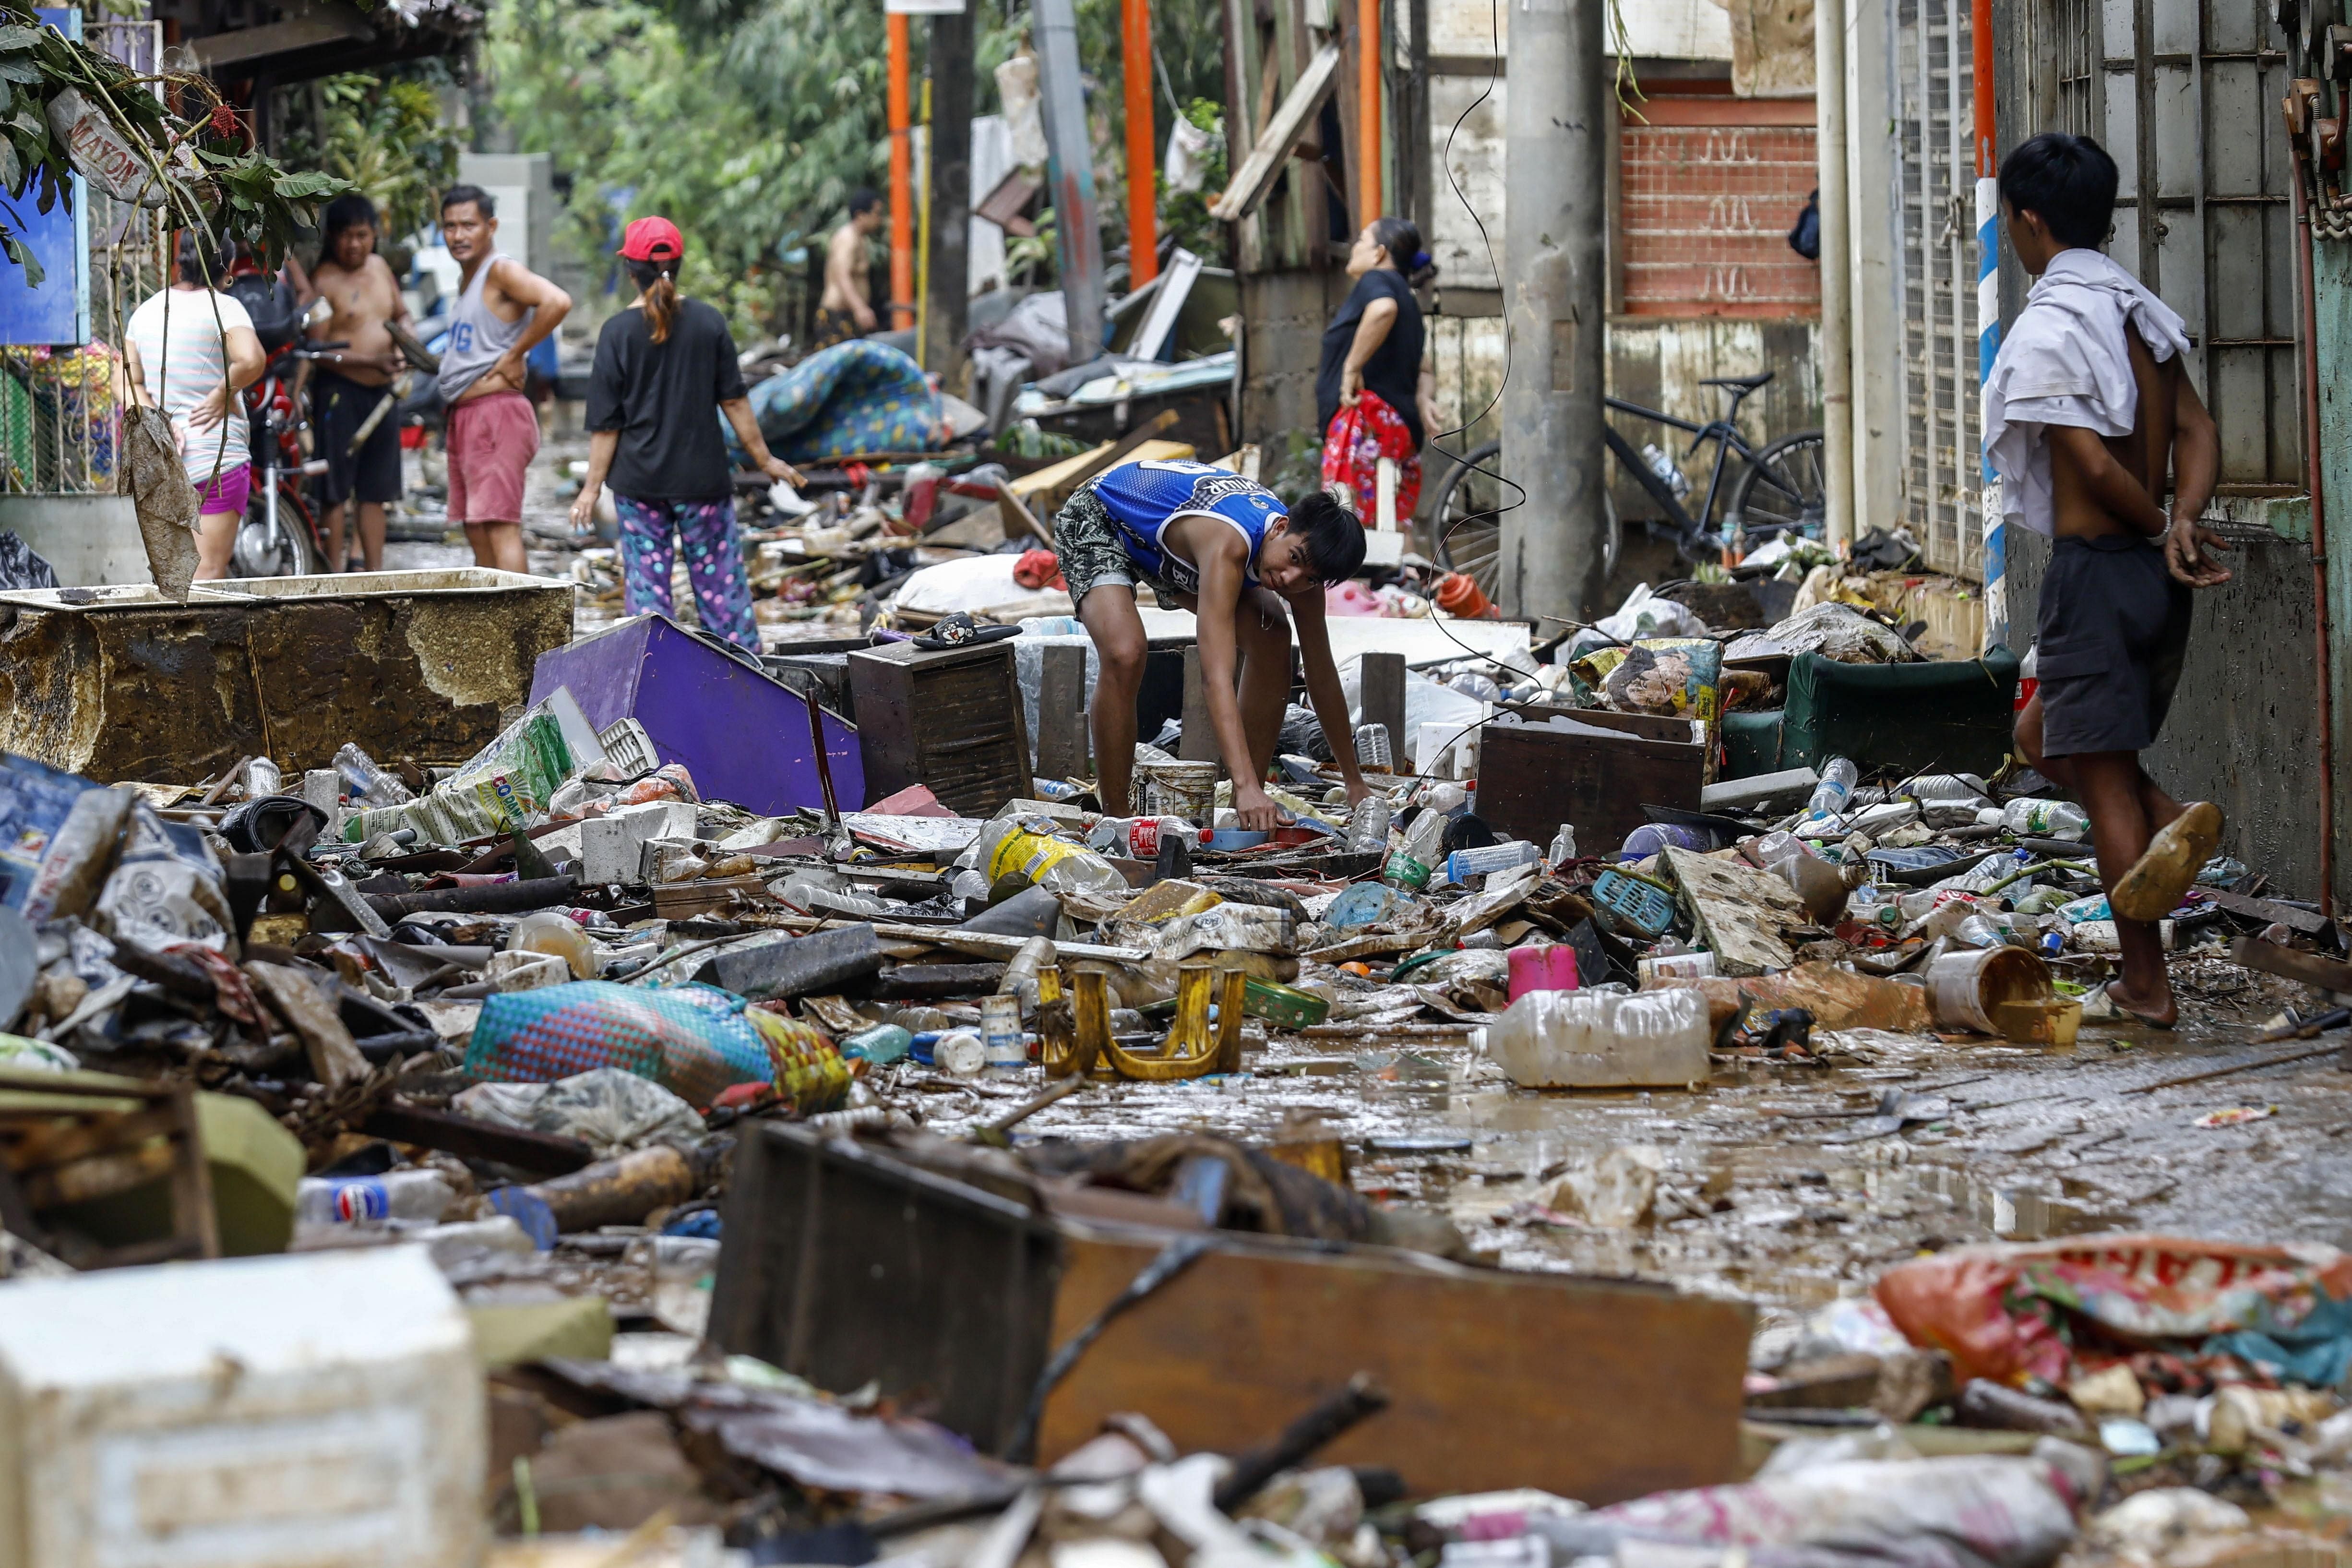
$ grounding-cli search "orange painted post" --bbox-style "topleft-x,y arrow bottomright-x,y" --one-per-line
1123,0 -> 1158,285
888,12 -> 916,329
1357,0 -> 1381,224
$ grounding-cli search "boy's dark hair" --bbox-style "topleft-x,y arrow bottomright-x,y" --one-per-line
440,183 -> 495,219
320,193 -> 378,250
1284,490 -> 1366,584
847,187 -> 883,218
1997,132 -> 2118,249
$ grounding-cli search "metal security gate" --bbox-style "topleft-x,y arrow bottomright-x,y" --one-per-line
1894,0 -> 1984,577
2006,0 -> 2299,487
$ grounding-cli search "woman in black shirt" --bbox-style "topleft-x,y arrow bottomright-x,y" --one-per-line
1316,216 -> 1439,524
571,216 -> 803,651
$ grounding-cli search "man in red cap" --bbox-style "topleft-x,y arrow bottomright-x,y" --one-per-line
571,215 -> 803,650
437,183 -> 573,572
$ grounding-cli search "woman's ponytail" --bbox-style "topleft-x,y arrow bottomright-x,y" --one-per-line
629,258 -> 681,344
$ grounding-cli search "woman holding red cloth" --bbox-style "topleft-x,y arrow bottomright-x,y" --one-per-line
1316,217 -> 1439,523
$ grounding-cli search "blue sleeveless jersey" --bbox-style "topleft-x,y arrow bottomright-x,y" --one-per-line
1085,458 -> 1286,596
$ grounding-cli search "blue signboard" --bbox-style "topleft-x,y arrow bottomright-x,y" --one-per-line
0,8 -> 89,347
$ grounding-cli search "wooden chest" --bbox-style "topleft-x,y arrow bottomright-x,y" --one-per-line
847,639 -> 1034,816
1475,706 -> 1708,856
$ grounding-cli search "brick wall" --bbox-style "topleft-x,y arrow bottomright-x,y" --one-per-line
1621,95 -> 1821,319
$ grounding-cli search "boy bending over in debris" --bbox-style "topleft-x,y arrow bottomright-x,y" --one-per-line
1053,459 -> 1375,830
1983,131 -> 2231,1028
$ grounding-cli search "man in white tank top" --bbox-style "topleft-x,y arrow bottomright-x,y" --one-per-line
436,185 -> 572,572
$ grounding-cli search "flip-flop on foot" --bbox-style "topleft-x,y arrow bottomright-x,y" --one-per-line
2111,800 -> 2223,923
2084,981 -> 2176,1030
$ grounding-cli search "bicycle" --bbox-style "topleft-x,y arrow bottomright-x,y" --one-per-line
1426,371 -> 1827,600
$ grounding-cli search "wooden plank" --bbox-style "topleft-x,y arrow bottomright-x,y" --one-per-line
2231,935 -> 2352,993
1179,646 -> 1219,767
1005,411 -> 1187,519
2203,890 -> 2330,934
1211,43 -> 1347,221
1359,652 -> 1407,766
1039,1222 -> 1750,1503
1036,643 -> 1092,781
1663,846 -> 1805,977
362,1102 -> 597,1177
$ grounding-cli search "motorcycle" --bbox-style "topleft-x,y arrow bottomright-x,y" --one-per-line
223,266 -> 333,579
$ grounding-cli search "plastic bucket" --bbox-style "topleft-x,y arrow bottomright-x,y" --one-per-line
1134,759 -> 1218,822
1926,946 -> 2052,1034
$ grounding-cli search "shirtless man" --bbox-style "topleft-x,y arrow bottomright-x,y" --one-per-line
436,184 -> 572,573
304,194 -> 413,572
811,189 -> 884,349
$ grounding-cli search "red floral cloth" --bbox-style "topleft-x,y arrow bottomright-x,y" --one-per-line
1320,389 -> 1423,524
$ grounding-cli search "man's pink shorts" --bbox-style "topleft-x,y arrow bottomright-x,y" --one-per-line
444,390 -> 539,525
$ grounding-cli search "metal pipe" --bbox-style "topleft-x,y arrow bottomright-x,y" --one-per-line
1035,0 -> 1107,362
1358,0 -> 1382,223
2293,163 -> 2336,916
1123,0 -> 1159,286
888,14 -> 916,331
1815,0 -> 1855,554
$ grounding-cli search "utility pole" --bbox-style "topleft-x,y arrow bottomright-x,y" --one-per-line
925,4 -> 974,387
887,13 -> 916,331
1034,0 -> 1104,364
1122,0 -> 1158,287
1816,0 -> 1854,554
1356,0 -> 1381,224
1497,0 -> 1607,623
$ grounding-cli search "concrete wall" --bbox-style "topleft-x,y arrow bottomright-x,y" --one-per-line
2004,499 -> 2336,906
0,495 -> 148,587
1237,269 -> 1355,451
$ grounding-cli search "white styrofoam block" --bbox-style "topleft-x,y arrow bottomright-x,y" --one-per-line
0,1246 -> 485,1568
579,814 -> 643,886
612,799 -> 696,841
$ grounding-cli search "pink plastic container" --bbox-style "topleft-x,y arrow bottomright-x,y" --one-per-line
1507,943 -> 1580,1001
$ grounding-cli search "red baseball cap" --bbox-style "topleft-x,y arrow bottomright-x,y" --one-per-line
618,216 -> 684,263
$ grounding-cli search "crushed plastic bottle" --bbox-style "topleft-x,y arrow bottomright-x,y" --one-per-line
1383,806 -> 1451,890
333,742 -> 413,806
1479,986 -> 1710,1089
1346,797 -> 1395,853
298,1169 -> 457,1225
1805,758 -> 1860,818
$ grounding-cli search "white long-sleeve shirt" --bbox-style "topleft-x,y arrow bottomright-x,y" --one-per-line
1980,247 -> 2192,538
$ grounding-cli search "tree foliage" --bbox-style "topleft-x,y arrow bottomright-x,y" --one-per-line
486,0 -> 1235,334
277,72 -> 461,246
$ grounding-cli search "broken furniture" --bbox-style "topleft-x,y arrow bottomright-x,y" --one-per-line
0,570 -> 573,783
1732,647 -> 2023,780
848,638 -> 1033,818
528,614 -> 863,819
708,1123 -> 1751,1502
1474,707 -> 1708,854
0,1070 -> 217,1269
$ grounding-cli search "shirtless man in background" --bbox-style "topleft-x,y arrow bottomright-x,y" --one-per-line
811,189 -> 883,349
304,193 -> 413,572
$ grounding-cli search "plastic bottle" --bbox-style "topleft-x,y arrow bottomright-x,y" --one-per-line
333,742 -> 413,805
506,910 -> 601,980
1641,442 -> 1692,498
1086,816 -> 1206,858
2001,798 -> 2090,840
1805,758 -> 1860,818
298,1169 -> 457,1225
1903,773 -> 1990,802
1479,986 -> 1711,1089
935,1029 -> 987,1077
2016,642 -> 2040,715
839,1023 -> 914,1065
974,814 -> 1130,896
998,936 -> 1057,1017
1420,781 -> 1470,817
1353,723 -> 1393,769
1751,830 -> 1805,869
1548,824 -> 1578,863
1383,807 -> 1451,890
1346,797 -> 1395,853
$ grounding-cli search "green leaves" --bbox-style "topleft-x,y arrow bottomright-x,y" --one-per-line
270,169 -> 343,199
1,224 -> 43,283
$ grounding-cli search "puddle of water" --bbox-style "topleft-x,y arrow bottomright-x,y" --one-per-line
1867,1162 -> 2125,1240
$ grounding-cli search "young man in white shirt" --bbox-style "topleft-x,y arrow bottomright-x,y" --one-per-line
1982,132 -> 2228,1027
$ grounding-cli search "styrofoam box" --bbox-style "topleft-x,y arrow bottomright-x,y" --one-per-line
0,1246 -> 485,1568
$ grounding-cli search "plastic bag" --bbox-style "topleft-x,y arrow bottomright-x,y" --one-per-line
454,1066 -> 707,1157
466,981 -> 800,1109
93,800 -> 233,954
0,756 -> 126,919
1577,638 -> 1724,723
344,687 -> 606,846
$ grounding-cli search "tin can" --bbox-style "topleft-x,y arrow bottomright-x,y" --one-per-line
979,994 -> 1026,1073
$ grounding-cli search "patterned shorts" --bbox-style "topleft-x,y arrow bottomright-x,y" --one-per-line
1053,485 -> 1169,606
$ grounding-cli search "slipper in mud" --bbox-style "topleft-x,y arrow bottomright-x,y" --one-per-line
912,611 -> 1021,651
2084,981 -> 2176,1030
2110,800 -> 2223,922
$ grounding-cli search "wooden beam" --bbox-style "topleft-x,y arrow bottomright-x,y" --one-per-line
1211,43 -> 1346,222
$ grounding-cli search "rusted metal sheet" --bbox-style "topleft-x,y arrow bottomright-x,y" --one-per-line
0,570 -> 573,782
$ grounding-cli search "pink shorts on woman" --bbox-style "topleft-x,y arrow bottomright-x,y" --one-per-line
444,389 -> 539,524
194,462 -> 251,517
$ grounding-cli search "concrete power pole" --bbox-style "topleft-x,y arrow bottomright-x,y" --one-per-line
1497,0 -> 1609,625
1815,0 -> 1854,553
924,6 -> 975,391
1034,0 -> 1105,365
